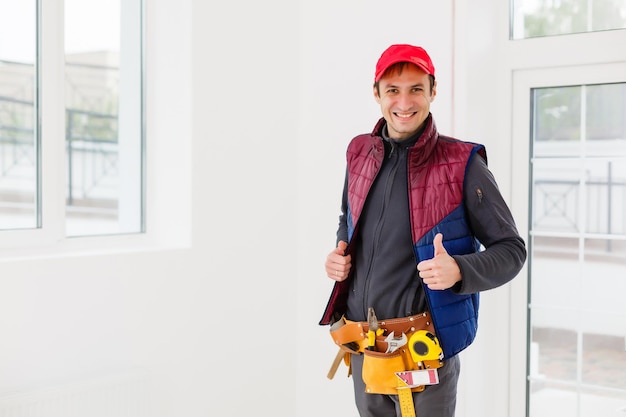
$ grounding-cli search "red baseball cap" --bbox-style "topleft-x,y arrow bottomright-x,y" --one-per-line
374,44 -> 435,82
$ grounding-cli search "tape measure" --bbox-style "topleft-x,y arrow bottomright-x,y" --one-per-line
396,379 -> 416,417
408,330 -> 443,363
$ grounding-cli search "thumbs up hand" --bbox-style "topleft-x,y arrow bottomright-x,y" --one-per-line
325,240 -> 352,282
433,232 -> 447,257
417,233 -> 462,290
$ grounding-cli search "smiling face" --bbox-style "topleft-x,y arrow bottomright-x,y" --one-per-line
373,63 -> 437,140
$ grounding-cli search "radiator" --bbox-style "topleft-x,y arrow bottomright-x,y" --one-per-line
0,371 -> 150,417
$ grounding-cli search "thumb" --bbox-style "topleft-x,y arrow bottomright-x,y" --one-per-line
336,240 -> 348,254
433,233 -> 447,256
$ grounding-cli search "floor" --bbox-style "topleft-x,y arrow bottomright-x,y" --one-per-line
529,327 -> 626,417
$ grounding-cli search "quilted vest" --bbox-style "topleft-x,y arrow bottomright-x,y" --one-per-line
320,117 -> 487,359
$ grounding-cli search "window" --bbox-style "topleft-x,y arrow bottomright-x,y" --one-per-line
65,0 -> 144,236
528,82 -> 626,416
0,0 -> 144,239
511,0 -> 626,39
0,0 -> 37,230
512,63 -> 626,417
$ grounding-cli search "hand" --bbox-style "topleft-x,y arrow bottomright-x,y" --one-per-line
417,233 -> 461,290
325,241 -> 352,282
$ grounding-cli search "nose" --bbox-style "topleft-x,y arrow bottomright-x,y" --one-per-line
396,92 -> 414,111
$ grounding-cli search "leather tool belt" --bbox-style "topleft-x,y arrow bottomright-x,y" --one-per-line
327,312 -> 444,395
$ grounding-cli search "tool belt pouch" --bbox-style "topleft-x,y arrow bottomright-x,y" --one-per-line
330,316 -> 365,353
361,341 -> 423,395
328,313 -> 442,391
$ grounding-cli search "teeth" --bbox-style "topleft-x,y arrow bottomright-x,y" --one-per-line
396,113 -> 413,118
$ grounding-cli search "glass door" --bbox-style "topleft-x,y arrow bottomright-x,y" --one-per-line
512,64 -> 626,417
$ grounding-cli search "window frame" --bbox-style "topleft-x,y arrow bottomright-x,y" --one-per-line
0,0 -> 192,258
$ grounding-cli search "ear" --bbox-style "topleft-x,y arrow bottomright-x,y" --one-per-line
373,85 -> 381,104
430,80 -> 437,102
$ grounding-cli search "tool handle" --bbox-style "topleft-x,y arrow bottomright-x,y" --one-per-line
367,329 -> 378,351
327,348 -> 346,379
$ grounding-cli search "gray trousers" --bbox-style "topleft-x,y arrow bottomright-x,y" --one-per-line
350,353 -> 460,417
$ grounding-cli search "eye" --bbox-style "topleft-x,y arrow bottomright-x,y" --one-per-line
412,86 -> 424,93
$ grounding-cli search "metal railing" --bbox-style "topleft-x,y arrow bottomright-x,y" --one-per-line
0,97 -> 119,207
66,108 -> 118,205
0,59 -> 120,211
533,162 -> 626,239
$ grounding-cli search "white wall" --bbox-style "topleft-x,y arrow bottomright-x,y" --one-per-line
0,1 -> 523,417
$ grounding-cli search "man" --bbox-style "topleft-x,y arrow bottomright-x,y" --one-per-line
320,44 -> 526,417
